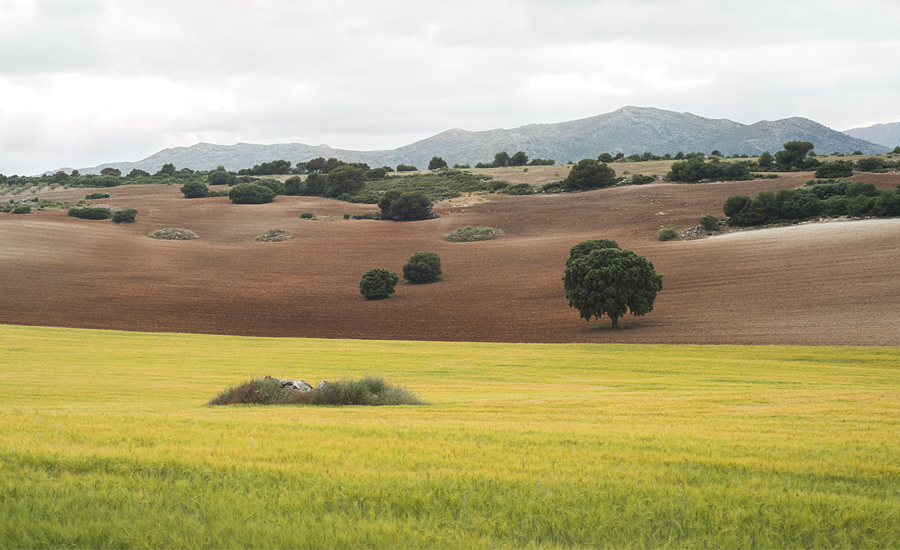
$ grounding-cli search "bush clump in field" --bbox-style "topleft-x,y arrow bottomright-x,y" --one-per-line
84,192 -> 111,200
360,268 -> 399,299
147,228 -> 199,240
12,205 -> 32,214
257,229 -> 291,242
111,208 -> 137,224
207,376 -> 424,406
300,211 -> 314,219
699,215 -> 720,231
442,226 -> 503,242
68,206 -> 113,220
403,251 -> 443,284
657,226 -> 679,241
229,182 -> 276,204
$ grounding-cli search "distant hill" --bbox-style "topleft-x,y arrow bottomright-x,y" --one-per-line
71,106 -> 889,175
843,122 -> 900,149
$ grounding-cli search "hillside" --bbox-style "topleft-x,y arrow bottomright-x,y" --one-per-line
3,169 -> 899,346
844,121 -> 900,149
73,107 -> 888,175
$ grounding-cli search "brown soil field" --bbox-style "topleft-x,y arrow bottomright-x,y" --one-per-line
2,171 -> 898,346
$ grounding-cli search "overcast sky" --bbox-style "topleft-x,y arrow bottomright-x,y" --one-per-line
2,0 -> 899,175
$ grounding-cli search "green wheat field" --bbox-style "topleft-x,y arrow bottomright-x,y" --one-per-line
1,324 -> 898,548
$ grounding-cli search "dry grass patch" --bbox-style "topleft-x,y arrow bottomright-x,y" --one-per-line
147,228 -> 199,240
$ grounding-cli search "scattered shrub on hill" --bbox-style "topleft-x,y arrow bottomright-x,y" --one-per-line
442,226 -> 504,242
352,212 -> 380,220
257,229 -> 291,242
207,376 -> 425,406
147,228 -> 199,240
111,208 -> 137,224
854,157 -> 884,172
657,226 -> 679,241
699,215 -> 720,231
667,157 -> 752,182
359,268 -> 399,299
500,183 -> 534,195
630,174 -> 656,185
229,182 -> 276,204
396,164 -> 417,172
300,212 -> 314,219
378,190 -> 435,221
255,178 -> 285,195
403,252 -> 443,284
207,169 -> 237,186
84,192 -> 111,200
180,180 -> 210,198
560,159 -> 617,190
814,163 -> 854,179
68,207 -> 113,220
12,205 -> 31,214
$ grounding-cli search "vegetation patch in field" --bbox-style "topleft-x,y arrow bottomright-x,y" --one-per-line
442,226 -> 504,242
147,228 -> 199,240
256,229 -> 292,242
208,376 -> 425,406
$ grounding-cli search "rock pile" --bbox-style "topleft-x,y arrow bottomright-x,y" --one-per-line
265,375 -> 328,392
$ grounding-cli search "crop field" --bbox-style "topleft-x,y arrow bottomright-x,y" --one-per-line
2,324 -> 899,548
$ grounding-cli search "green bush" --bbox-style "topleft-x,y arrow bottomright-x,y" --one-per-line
501,183 -> 533,195
84,192 -> 111,200
814,163 -> 854,179
630,174 -> 656,185
229,182 -> 276,204
180,180 -> 210,198
300,212 -> 314,219
359,268 -> 399,299
699,215 -> 720,231
147,228 -> 199,240
111,208 -> 137,224
442,226 -> 503,242
402,252 -> 443,284
657,226 -> 679,241
379,190 -> 434,221
352,212 -> 380,220
68,207 -> 113,220
255,178 -> 285,195
207,376 -> 424,406
12,205 -> 31,214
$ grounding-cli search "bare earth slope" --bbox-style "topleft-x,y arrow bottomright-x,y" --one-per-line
2,172 -> 898,345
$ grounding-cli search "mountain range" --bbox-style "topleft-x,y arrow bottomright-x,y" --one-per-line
842,122 -> 900,149
71,106 -> 892,175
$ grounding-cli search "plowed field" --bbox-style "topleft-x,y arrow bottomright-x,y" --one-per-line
2,172 -> 898,345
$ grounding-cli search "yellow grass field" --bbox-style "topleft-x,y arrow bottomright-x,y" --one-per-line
2,324 -> 899,548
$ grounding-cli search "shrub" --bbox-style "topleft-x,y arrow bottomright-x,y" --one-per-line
814,163 -> 854,179
846,194 -> 872,217
403,252 -> 443,284
68,207 -> 113,220
300,212 -> 314,219
561,159 -> 616,190
396,164 -> 418,172
256,229 -> 291,242
657,226 -> 679,241
84,192 -> 111,200
12,205 -> 31,214
699,215 -> 720,231
824,196 -> 848,217
229,182 -> 276,204
501,183 -> 533,195
147,228 -> 199,240
630,174 -> 656,185
255,178 -> 285,195
180,180 -> 210,198
359,268 -> 399,299
343,213 -> 350,219
208,376 -> 424,406
352,212 -> 380,220
379,190 -> 434,221
442,226 -> 503,242
111,208 -> 137,224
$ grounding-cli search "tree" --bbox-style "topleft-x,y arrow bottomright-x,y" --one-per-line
563,245 -> 663,328
509,151 -> 528,166
814,163 -> 854,179
127,168 -> 150,178
111,208 -> 137,224
324,165 -> 366,197
566,239 -> 620,268
100,167 -> 122,177
757,151 -> 773,169
597,153 -> 614,163
157,163 -> 176,176
228,182 -> 276,204
359,268 -> 399,299
396,164 -> 418,172
428,156 -> 448,170
493,151 -> 510,167
180,180 -> 210,198
381,191 -> 434,221
402,252 -> 443,284
284,175 -> 303,195
255,178 -> 285,195
561,159 -> 616,190
208,169 -> 237,186
774,141 -> 814,170
306,157 -> 326,173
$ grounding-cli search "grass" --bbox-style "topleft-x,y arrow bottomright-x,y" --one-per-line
208,376 -> 425,406
147,227 -> 200,240
442,226 -> 504,242
1,324 -> 899,548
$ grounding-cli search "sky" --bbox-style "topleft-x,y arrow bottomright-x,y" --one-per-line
2,0 -> 899,175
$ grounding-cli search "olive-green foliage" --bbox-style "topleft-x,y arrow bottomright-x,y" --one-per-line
666,157 -> 752,182
566,239 -> 620,268
180,180 -> 209,198
12,205 -> 31,214
300,212 -> 314,219
630,174 -> 656,185
442,226 -> 504,242
873,189 -> 900,216
228,182 -> 276,204
774,141 -> 814,170
325,166 -> 366,198
254,178 -> 285,195
359,268 -> 399,299
207,169 -> 237,186
402,252 -> 443,284
563,245 -> 663,329
657,226 -> 679,241
814,162 -> 854,179
428,156 -> 448,170
111,209 -> 137,224
283,176 -> 303,195
379,190 -> 434,221
68,207 -> 114,220
699,215 -> 720,231
208,376 -> 424,406
147,228 -> 199,240
84,193 -> 111,200
561,159 -> 616,190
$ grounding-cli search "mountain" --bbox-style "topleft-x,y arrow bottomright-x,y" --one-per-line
843,122 -> 900,149
74,106 -> 889,175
